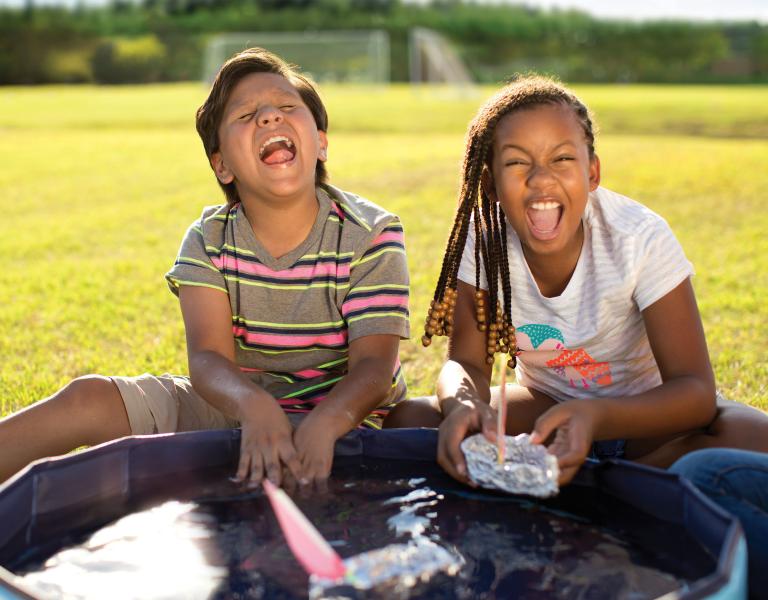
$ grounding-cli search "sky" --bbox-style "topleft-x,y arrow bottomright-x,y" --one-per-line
2,0 -> 767,22
508,0 -> 768,23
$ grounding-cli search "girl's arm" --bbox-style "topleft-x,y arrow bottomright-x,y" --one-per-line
292,334 -> 400,483
179,285 -> 301,486
436,281 -> 496,483
533,278 -> 717,483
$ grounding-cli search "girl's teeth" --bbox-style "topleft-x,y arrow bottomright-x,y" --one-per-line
531,201 -> 560,210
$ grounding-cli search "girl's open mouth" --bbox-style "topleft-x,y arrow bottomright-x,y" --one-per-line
527,201 -> 563,241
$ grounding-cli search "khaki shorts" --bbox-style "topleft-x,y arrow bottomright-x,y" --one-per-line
112,373 -> 240,435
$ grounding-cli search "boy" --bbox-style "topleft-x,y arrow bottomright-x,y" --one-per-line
0,48 -> 410,487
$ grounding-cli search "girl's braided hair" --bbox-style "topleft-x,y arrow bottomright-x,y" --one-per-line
422,75 -> 596,368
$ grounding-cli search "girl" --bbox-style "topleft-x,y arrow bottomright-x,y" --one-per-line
0,48 -> 410,488
387,75 -> 768,486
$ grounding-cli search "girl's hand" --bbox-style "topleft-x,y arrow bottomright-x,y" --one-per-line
293,416 -> 337,486
437,401 -> 498,485
531,400 -> 598,486
235,399 -> 301,488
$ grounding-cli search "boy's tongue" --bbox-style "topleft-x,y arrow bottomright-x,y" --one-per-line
528,206 -> 561,233
261,141 -> 295,165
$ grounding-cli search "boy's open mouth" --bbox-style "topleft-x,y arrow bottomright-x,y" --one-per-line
527,200 -> 563,240
259,135 -> 296,165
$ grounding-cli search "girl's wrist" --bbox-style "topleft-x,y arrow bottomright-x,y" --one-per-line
578,397 -> 611,439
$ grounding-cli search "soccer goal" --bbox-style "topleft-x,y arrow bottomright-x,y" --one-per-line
409,27 -> 474,87
203,30 -> 390,84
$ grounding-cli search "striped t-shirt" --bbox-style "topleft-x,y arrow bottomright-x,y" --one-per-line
458,186 -> 693,402
166,185 -> 410,427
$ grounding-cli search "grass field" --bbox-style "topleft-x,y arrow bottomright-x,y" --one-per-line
0,83 -> 766,416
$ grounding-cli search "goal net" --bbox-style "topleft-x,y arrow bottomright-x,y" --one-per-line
409,27 -> 474,87
203,31 -> 390,84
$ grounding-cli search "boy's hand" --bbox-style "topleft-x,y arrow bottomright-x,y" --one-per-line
437,401 -> 497,485
530,400 -> 598,486
293,415 -> 337,486
235,398 -> 301,488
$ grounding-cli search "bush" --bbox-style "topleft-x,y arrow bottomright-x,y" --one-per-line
91,35 -> 166,83
43,49 -> 94,83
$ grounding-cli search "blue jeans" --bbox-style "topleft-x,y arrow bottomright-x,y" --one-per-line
670,448 -> 768,592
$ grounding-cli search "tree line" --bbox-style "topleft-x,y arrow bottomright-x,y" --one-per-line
2,0 -> 767,84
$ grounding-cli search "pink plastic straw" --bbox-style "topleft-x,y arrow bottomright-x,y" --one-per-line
263,479 -> 347,580
497,356 -> 507,464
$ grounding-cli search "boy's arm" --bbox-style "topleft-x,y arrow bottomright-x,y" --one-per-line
436,281 -> 496,483
292,333 -> 399,483
178,285 -> 301,486
532,278 -> 717,484
289,213 -> 409,483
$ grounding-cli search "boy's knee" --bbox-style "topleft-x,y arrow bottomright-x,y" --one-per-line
63,375 -> 121,411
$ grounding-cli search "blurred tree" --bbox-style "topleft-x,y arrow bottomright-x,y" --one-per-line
1,0 -> 767,84
750,25 -> 768,76
257,0 -> 316,10
91,35 -> 166,83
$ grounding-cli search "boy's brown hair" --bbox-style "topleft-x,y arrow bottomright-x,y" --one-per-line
196,47 -> 329,205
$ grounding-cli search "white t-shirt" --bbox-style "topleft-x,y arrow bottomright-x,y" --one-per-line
457,186 -> 694,402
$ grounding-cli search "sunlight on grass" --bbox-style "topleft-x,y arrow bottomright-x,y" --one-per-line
0,83 -> 765,414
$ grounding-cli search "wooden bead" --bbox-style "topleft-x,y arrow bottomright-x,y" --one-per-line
475,290 -> 484,299
446,314 -> 454,325
486,356 -> 494,365
508,356 -> 517,369
500,345 -> 508,354
428,318 -> 438,328
478,324 -> 487,332
445,325 -> 453,335
421,335 -> 432,347
426,326 -> 435,335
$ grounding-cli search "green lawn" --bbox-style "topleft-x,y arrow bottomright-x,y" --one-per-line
0,83 -> 766,415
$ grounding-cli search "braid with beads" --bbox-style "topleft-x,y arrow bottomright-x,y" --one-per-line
422,74 -> 596,370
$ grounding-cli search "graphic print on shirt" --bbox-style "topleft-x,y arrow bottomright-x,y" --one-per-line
516,324 -> 612,389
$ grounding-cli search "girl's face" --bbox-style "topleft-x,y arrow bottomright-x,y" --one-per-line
486,103 -> 600,262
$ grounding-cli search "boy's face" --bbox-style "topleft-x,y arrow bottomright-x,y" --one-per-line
486,103 -> 600,262
211,72 -> 327,204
